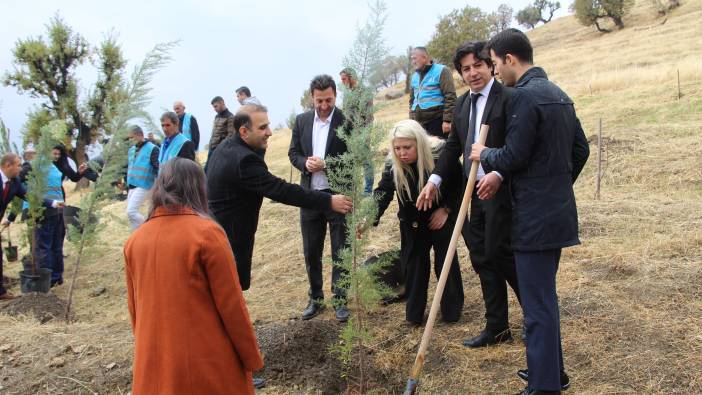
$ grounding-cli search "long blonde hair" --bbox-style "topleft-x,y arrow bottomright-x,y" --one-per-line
389,119 -> 439,203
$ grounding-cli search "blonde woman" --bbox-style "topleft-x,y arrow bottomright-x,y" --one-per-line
373,119 -> 464,325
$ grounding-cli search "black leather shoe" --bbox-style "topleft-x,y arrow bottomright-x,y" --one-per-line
253,377 -> 265,389
517,369 -> 570,390
514,386 -> 561,395
334,305 -> 350,322
301,299 -> 325,320
462,329 -> 513,348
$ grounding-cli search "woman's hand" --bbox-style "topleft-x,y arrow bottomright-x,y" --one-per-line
428,207 -> 449,230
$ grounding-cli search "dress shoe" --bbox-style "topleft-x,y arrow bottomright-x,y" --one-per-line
462,329 -> 513,348
252,377 -> 265,389
0,291 -> 18,300
514,387 -> 561,395
517,369 -> 570,390
301,299 -> 325,320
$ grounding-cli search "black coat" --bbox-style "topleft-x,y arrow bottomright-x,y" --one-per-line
374,161 -> 461,229
480,67 -> 590,251
287,109 -> 348,191
207,134 -> 332,290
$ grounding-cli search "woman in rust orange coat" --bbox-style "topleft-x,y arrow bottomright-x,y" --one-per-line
124,158 -> 264,394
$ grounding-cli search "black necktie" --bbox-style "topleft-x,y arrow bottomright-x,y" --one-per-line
465,93 -> 481,175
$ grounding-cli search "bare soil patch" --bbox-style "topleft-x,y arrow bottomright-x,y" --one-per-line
1,292 -> 70,323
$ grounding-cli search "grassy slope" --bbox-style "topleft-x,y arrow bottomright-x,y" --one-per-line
1,1 -> 701,393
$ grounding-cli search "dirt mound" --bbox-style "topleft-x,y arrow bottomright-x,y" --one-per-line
256,319 -> 345,394
1,292 -> 69,323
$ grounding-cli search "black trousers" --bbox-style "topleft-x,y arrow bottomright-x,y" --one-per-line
515,249 -> 564,392
401,218 -> 464,323
300,196 -> 347,300
231,236 -> 255,291
463,184 -> 520,332
419,117 -> 446,140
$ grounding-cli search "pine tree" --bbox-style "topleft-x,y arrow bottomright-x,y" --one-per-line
63,41 -> 176,321
325,1 -> 394,391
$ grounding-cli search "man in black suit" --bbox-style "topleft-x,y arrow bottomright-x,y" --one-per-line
0,153 -> 54,299
471,29 -> 589,395
288,75 -> 351,322
418,41 -> 521,347
207,104 -> 352,293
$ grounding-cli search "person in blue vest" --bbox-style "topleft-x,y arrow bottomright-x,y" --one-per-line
173,101 -> 200,150
158,112 -> 196,170
126,126 -> 160,230
39,145 -> 98,287
409,47 -> 457,139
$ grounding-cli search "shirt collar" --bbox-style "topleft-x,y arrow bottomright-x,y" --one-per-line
470,77 -> 495,97
0,170 -> 8,185
314,108 -> 335,125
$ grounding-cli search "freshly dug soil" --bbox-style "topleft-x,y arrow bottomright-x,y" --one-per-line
256,319 -> 345,394
1,292 -> 70,323
256,319 -> 392,394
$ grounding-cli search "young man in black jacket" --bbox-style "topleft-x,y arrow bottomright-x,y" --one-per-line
470,29 -> 589,395
207,105 -> 351,294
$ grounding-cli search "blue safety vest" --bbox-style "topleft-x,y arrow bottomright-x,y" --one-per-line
158,133 -> 188,172
127,142 -> 157,189
182,113 -> 192,141
411,63 -> 446,111
45,164 -> 64,203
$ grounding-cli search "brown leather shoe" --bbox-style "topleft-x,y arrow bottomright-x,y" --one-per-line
0,291 -> 18,300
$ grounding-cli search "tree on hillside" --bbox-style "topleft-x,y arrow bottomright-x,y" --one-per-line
427,6 -> 492,65
342,0 -> 388,87
403,46 -> 412,94
489,4 -> 514,34
299,89 -> 313,111
517,0 -> 561,29
369,54 -> 405,89
572,0 -> 634,32
3,14 -> 128,163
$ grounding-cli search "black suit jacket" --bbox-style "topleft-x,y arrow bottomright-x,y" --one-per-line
1,176 -> 53,220
207,134 -> 332,290
434,79 -> 513,182
288,108 -> 348,191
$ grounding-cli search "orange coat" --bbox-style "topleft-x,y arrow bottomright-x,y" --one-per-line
124,206 -> 264,395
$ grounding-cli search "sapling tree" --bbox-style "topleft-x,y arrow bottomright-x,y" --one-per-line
325,1 -> 395,391
64,42 -> 175,321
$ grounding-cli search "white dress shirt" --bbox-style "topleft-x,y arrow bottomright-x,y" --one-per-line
429,77 -> 501,187
310,108 -> 334,190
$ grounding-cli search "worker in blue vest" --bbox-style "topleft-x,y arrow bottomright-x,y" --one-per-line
126,126 -> 160,230
409,46 -> 456,139
39,145 -> 98,287
158,112 -> 196,170
173,101 -> 200,150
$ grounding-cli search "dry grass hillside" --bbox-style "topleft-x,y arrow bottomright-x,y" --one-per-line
1,0 -> 701,393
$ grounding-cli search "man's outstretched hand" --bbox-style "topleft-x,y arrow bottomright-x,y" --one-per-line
331,195 -> 353,214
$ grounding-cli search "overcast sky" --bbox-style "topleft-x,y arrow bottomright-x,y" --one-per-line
0,0 -> 568,149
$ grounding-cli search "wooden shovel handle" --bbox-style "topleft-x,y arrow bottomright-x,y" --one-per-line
407,124 -> 490,383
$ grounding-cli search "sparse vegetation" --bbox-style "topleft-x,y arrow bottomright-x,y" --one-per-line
1,1 -> 701,393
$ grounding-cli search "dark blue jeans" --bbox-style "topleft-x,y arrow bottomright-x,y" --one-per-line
36,214 -> 66,283
514,249 -> 564,392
